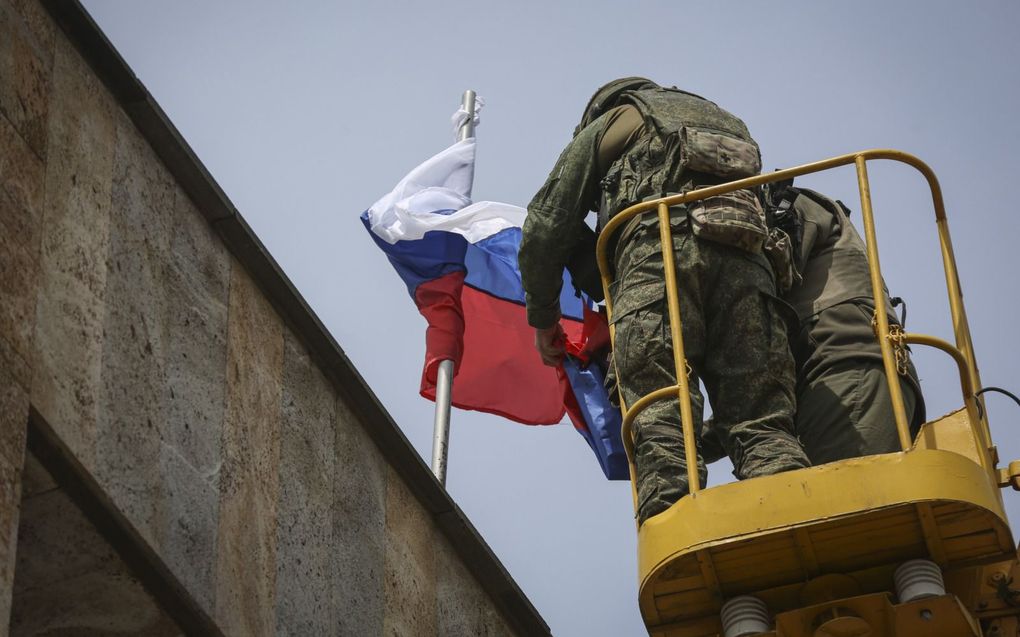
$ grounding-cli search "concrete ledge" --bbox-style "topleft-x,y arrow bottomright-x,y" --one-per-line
26,408 -> 223,637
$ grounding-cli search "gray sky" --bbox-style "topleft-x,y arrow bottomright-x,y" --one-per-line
82,2 -> 1020,635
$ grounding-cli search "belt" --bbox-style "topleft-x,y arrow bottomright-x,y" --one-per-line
613,205 -> 690,265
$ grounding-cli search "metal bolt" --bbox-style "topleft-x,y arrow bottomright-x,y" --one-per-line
920,609 -> 934,621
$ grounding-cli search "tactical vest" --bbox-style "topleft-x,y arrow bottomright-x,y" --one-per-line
597,87 -> 766,254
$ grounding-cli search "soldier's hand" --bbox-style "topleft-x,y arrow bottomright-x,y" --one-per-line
534,324 -> 566,367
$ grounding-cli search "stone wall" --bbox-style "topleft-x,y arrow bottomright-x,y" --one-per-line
0,1 -> 546,635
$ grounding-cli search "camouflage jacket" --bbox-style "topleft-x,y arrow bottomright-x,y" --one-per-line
786,189 -> 890,321
520,88 -> 761,328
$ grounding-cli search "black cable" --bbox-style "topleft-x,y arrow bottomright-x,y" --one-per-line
974,386 -> 1020,421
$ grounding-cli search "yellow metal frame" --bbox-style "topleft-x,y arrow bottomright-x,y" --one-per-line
597,150 -> 1019,636
596,149 -> 996,503
636,446 -> 1014,632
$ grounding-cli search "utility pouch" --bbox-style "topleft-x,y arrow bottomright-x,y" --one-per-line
679,127 -> 762,178
689,188 -> 769,254
764,227 -> 801,294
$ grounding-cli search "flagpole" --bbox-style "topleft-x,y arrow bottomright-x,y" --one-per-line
431,89 -> 476,486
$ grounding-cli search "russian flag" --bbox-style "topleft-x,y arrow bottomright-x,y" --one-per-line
362,138 -> 585,424
362,138 -> 628,478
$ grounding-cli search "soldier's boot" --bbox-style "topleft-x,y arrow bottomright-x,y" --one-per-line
635,422 -> 709,524
735,431 -> 811,480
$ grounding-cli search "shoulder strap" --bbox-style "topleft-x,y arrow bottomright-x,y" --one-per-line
796,187 -> 853,218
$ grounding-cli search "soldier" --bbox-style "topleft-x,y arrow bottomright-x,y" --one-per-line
518,78 -> 810,524
701,186 -> 926,465
769,185 -> 926,463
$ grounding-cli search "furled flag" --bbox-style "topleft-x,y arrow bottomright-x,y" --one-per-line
361,134 -> 628,477
561,308 -> 629,480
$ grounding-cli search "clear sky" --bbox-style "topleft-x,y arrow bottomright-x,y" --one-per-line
81,2 -> 1020,635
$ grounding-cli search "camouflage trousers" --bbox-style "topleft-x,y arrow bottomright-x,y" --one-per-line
610,228 -> 810,524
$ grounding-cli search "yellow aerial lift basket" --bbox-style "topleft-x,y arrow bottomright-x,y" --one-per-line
596,150 -> 1020,637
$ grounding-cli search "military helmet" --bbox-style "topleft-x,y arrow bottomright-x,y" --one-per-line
574,76 -> 659,137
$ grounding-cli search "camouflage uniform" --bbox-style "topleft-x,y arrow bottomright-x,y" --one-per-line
519,79 -> 810,524
783,189 -> 925,463
613,230 -> 807,521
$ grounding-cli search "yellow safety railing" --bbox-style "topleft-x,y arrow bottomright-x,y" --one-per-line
596,150 -> 993,511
